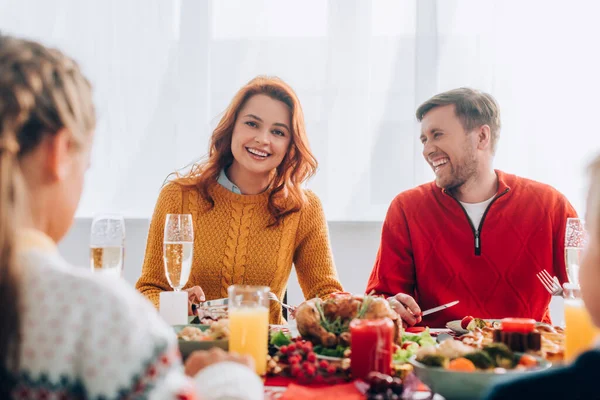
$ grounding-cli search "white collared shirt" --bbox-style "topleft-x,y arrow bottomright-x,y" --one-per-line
218,168 -> 242,194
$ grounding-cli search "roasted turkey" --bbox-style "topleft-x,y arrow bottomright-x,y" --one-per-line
293,293 -> 402,347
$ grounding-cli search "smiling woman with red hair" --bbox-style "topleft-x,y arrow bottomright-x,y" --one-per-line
136,76 -> 343,323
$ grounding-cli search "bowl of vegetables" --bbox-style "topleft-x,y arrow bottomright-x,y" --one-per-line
409,340 -> 551,400
174,321 -> 229,359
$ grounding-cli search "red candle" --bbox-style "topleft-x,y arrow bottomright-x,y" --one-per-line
500,318 -> 536,334
350,317 -> 394,380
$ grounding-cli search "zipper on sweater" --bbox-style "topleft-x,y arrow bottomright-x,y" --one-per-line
447,188 -> 510,256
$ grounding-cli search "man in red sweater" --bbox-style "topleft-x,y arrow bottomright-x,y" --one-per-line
366,88 -> 577,328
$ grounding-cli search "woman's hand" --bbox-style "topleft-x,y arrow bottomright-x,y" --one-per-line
184,286 -> 205,316
184,347 -> 254,376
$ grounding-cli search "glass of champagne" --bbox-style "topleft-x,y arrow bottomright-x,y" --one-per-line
163,214 -> 194,291
228,285 -> 270,375
565,218 -> 589,286
90,214 -> 125,277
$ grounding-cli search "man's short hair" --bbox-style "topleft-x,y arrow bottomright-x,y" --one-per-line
416,88 -> 501,153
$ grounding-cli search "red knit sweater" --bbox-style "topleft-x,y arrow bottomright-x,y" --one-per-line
366,170 -> 577,328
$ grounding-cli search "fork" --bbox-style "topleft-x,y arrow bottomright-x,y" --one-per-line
267,291 -> 296,312
536,270 -> 563,296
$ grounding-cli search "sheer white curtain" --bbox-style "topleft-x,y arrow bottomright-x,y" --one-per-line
434,0 -> 600,217
1,0 -> 598,219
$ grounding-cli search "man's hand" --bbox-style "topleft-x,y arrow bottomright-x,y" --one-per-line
387,293 -> 422,327
184,347 -> 254,376
184,286 -> 205,316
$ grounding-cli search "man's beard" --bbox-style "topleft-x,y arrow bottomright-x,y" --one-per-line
436,152 -> 478,192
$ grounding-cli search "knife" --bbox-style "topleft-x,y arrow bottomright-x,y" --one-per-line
421,300 -> 459,316
193,298 -> 228,310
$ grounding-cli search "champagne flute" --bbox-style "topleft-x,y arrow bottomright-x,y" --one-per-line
564,218 -> 589,286
90,213 -> 125,277
163,214 -> 194,291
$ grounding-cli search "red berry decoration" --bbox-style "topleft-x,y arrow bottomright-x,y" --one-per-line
287,343 -> 296,352
288,355 -> 300,365
306,352 -> 317,362
326,365 -> 337,375
290,365 -> 301,377
279,345 -> 288,354
319,360 -> 329,369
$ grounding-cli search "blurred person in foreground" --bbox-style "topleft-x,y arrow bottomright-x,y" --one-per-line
0,34 -> 262,400
484,153 -> 600,399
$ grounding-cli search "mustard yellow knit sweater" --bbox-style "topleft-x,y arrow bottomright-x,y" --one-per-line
136,182 -> 344,324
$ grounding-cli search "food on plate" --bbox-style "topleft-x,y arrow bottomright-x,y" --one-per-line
415,339 -> 473,368
482,342 -> 518,369
269,331 -> 292,347
417,353 -> 450,368
518,354 -> 539,367
447,357 -> 476,372
178,326 -> 208,341
457,319 -> 565,361
294,293 -> 402,348
464,317 -> 491,331
314,344 -> 349,358
195,308 -> 227,325
177,319 -> 229,341
392,328 -> 436,364
460,316 -> 474,330
416,341 -> 543,372
463,350 -> 494,369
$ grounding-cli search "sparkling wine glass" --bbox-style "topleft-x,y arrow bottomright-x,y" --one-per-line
163,214 -> 194,291
564,218 -> 589,286
90,213 -> 125,277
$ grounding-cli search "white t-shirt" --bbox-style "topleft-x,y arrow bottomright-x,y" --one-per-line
459,195 -> 495,230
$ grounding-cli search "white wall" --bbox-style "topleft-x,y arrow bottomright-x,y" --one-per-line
58,218 -> 564,325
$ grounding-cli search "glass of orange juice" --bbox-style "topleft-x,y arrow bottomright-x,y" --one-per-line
228,285 -> 270,375
563,283 -> 600,362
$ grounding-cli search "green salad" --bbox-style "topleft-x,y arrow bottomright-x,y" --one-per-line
270,331 -> 292,347
393,328 -> 436,364
313,344 -> 348,358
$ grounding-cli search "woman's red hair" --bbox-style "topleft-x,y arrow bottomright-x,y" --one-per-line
175,76 -> 318,226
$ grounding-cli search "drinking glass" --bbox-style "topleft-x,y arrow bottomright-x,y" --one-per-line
228,285 -> 270,375
163,214 -> 194,291
563,283 -> 600,362
90,214 -> 125,277
564,218 -> 589,286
